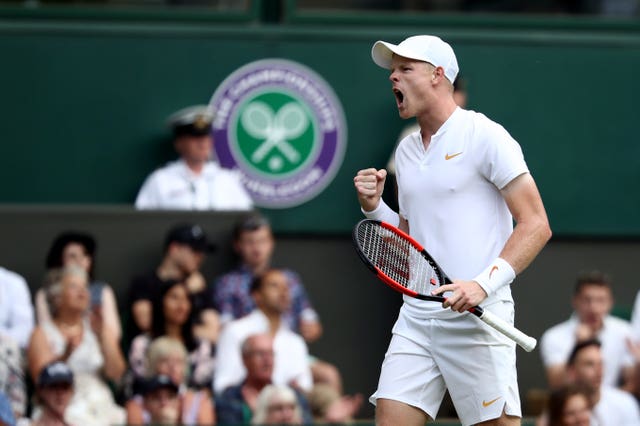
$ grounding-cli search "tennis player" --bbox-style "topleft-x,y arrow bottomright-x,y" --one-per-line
353,35 -> 552,426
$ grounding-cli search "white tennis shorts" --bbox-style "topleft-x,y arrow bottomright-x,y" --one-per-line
370,301 -> 522,426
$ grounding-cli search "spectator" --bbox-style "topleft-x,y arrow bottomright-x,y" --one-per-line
26,266 -> 126,424
129,279 -> 215,390
214,269 -> 312,394
535,384 -> 592,426
135,104 -> 253,210
0,266 -> 34,349
216,333 -> 312,425
128,223 -> 219,346
251,384 -> 303,425
566,339 -> 640,425
540,270 -> 634,389
29,361 -> 74,426
139,376 -> 181,426
211,212 -> 341,391
36,231 -> 121,340
0,335 -> 26,420
125,336 -> 215,425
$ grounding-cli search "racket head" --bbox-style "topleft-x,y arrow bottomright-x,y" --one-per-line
353,219 -> 449,299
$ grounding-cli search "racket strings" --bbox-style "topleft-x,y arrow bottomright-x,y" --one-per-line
357,223 -> 442,293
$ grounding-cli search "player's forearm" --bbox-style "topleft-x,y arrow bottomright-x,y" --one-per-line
500,215 -> 552,275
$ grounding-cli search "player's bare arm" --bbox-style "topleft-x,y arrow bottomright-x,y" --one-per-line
498,172 -> 552,274
433,173 -> 551,313
354,168 -> 387,212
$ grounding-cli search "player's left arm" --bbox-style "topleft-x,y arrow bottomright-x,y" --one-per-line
436,172 -> 551,312
497,172 -> 552,274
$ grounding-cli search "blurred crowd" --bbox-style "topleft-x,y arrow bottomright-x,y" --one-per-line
534,271 -> 640,425
0,212 -> 364,425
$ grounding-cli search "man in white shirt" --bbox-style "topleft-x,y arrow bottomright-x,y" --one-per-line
566,339 -> 640,426
540,270 -> 634,389
135,105 -> 253,210
0,266 -> 34,349
214,268 -> 312,395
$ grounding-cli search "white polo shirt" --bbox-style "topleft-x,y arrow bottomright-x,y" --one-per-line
135,159 -> 253,210
394,107 -> 528,318
540,314 -> 635,387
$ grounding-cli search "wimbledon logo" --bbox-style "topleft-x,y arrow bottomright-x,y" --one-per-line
210,59 -> 347,208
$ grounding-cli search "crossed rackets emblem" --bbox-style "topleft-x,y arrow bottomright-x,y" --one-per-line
241,101 -> 309,169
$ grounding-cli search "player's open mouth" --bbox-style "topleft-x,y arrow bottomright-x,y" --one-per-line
393,89 -> 404,107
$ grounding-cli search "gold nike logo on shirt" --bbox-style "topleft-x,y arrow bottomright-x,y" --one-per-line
482,397 -> 501,407
445,152 -> 463,160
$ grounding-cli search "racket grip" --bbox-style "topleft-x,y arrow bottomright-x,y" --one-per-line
477,309 -> 537,352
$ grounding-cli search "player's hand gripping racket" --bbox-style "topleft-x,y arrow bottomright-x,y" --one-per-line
353,219 -> 537,352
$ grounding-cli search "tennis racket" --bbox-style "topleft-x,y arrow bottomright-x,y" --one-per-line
353,219 -> 537,352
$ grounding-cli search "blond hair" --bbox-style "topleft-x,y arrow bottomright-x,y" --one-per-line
145,336 -> 189,377
43,265 -> 88,317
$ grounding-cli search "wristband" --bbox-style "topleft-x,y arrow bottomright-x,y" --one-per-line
361,199 -> 399,227
473,257 -> 516,297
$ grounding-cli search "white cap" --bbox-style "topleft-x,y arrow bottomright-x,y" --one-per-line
371,35 -> 459,83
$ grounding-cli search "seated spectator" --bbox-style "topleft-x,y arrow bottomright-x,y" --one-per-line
129,279 -> 215,390
535,384 -> 592,426
0,335 -> 26,421
251,384 -> 303,425
211,212 -> 342,392
139,376 -> 181,426
0,266 -> 34,349
26,266 -> 126,424
540,270 -> 634,389
566,339 -> 640,425
307,383 -> 363,424
36,231 -> 121,340
216,333 -> 312,425
125,336 -> 215,425
214,269 -> 312,394
134,104 -> 253,211
128,223 -> 219,346
29,361 -> 74,426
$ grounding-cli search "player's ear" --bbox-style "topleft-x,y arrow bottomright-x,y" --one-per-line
432,66 -> 445,82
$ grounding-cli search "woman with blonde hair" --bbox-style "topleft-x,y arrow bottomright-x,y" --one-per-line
27,265 -> 126,424
125,336 -> 215,425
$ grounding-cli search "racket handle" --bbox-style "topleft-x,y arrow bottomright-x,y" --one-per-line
475,309 -> 537,352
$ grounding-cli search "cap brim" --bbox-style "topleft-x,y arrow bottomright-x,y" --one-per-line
371,40 -> 429,69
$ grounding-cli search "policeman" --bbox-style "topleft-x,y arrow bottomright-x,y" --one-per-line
135,105 -> 253,210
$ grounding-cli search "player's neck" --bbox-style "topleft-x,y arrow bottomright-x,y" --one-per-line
416,97 -> 458,146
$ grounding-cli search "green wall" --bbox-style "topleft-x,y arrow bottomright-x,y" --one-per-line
1,9 -> 639,235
